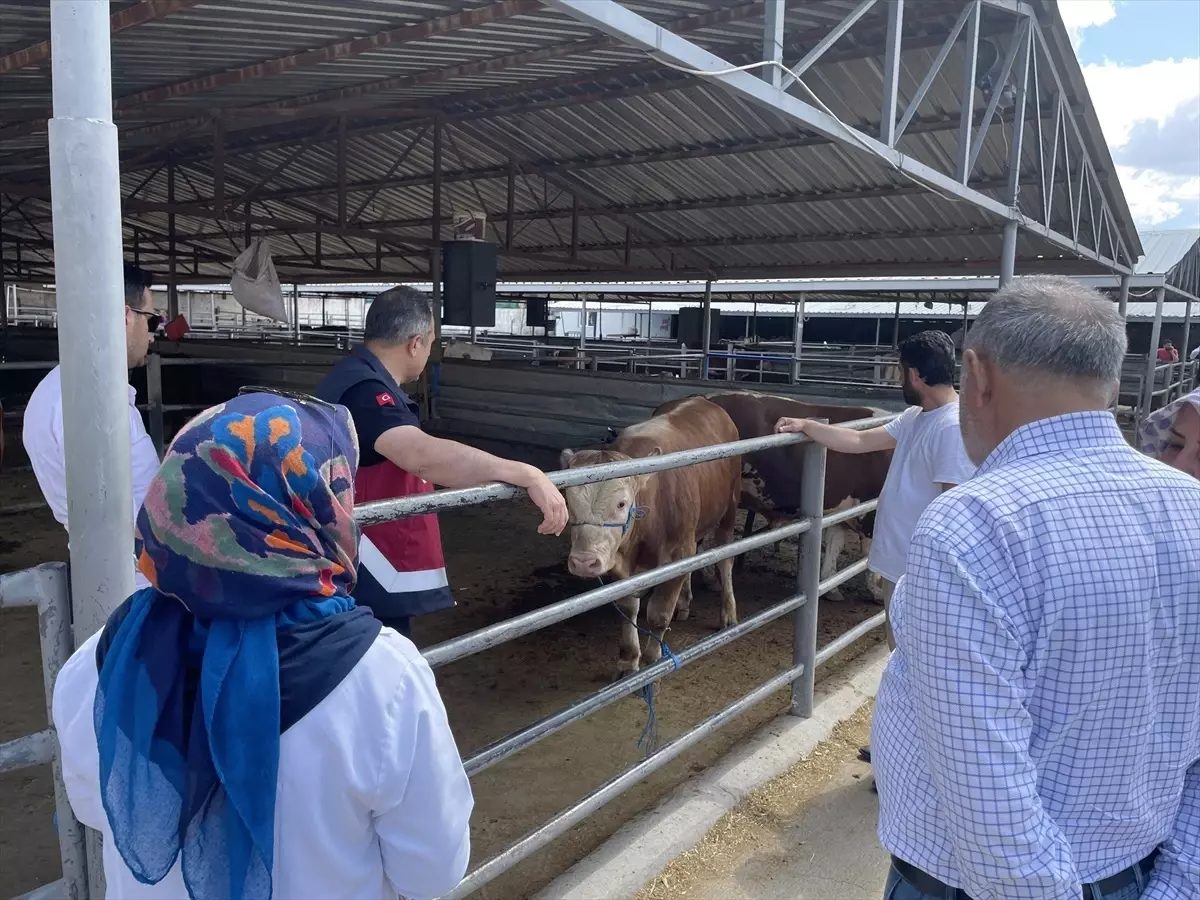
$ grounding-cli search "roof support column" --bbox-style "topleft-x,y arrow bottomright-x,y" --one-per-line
700,279 -> 713,379
1141,285 -> 1166,423
1117,273 -> 1130,321
999,221 -> 1018,286
879,0 -> 903,146
892,299 -> 901,349
48,3 -> 130,892
999,21 -> 1031,289
428,116 -> 443,417
1180,295 -> 1193,388
762,0 -> 785,88
168,157 -> 178,319
791,293 -> 805,383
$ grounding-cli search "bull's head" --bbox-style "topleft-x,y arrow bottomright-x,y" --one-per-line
559,447 -> 654,577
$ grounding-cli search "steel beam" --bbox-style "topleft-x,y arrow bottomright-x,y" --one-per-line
0,0 -> 201,75
1029,25 -> 1134,267
336,118 -> 348,227
879,0 -> 903,147
123,1 -> 541,110
1117,272 -> 1130,320
700,279 -> 713,379
762,0 -> 786,89
1141,286 -> 1166,422
542,0 -> 1130,275
782,0 -> 878,86
350,126 -> 427,224
956,0 -> 981,182
967,18 -> 1027,182
896,0 -> 972,142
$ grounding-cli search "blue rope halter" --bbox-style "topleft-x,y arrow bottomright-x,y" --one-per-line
569,503 -> 648,535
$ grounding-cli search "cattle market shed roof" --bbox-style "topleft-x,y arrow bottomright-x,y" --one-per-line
1,0 -> 1141,285
1133,229 -> 1200,300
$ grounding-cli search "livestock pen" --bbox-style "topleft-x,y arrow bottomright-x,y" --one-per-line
0,0 -> 1157,895
2,402 -> 895,899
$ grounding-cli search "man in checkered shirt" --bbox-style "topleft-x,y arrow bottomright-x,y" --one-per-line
874,276 -> 1200,900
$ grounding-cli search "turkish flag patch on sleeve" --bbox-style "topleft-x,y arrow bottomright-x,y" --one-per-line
376,392 -> 396,407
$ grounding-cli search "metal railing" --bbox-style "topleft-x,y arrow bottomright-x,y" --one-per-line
355,413 -> 895,898
2,414 -> 892,899
0,564 -> 88,900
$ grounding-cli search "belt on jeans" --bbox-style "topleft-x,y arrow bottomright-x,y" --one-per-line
892,850 -> 1160,899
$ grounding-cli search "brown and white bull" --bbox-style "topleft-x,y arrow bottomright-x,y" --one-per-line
559,396 -> 741,676
706,392 -> 892,598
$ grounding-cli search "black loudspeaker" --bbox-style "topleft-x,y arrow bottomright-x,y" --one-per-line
442,240 -> 497,326
526,297 -> 549,328
677,306 -> 720,346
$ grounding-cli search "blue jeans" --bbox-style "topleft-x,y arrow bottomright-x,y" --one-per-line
884,863 -> 1147,900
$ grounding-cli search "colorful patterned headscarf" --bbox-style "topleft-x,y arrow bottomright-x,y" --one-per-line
1138,389 -> 1200,459
93,393 -> 381,900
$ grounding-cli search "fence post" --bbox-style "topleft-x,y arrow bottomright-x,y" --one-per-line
791,432 -> 826,717
146,352 -> 164,456
40,564 -> 89,898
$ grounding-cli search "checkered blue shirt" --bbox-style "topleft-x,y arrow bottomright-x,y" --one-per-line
873,412 -> 1200,900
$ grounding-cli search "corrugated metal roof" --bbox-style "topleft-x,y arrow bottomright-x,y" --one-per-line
1135,229 -> 1200,301
543,298 -> 1192,321
1,0 -> 1141,284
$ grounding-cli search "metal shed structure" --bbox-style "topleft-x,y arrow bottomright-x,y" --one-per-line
3,0 -> 1140,292
0,1 -> 1149,896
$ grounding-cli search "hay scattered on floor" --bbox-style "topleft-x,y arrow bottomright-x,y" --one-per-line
635,702 -> 874,900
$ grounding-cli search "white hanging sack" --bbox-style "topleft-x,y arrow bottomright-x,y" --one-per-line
230,239 -> 288,323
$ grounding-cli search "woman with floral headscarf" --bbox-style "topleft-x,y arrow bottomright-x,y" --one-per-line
52,393 -> 473,900
1139,389 -> 1200,480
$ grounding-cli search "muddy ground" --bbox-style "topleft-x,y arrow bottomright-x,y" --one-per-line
1,467 -> 883,898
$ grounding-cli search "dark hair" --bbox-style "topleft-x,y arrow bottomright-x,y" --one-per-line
899,330 -> 956,386
124,263 -> 152,309
364,286 -> 434,345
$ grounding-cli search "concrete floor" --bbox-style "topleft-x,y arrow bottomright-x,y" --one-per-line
686,756 -> 890,900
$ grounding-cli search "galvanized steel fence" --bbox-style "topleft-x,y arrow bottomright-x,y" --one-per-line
357,413 -> 895,897
0,564 -> 87,900
3,413 -> 893,899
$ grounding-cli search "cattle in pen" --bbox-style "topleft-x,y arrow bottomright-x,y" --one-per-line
706,392 -> 892,599
559,396 -> 741,677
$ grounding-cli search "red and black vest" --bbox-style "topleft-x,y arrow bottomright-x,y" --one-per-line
316,347 -> 454,620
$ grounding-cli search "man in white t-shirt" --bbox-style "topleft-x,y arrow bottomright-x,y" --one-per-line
776,331 -> 976,772
776,331 -> 977,647
23,263 -> 162,589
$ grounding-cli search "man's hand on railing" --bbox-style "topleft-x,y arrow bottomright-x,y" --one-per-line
523,468 -> 569,536
774,417 -> 810,434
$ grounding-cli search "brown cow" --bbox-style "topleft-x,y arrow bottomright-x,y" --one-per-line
707,392 -> 893,598
559,396 -> 741,676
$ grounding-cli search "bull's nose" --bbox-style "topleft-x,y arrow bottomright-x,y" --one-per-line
568,553 -> 603,576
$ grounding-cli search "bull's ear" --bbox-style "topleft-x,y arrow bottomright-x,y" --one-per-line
647,446 -> 662,457
560,448 -> 575,468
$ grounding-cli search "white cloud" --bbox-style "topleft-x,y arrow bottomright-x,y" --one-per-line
1055,2 -> 1200,229
1115,166 -> 1200,227
1080,58 -> 1200,227
1057,0 -> 1116,49
1081,58 -> 1200,147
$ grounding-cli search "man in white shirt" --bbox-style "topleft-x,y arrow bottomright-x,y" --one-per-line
775,330 -> 976,770
776,331 -> 977,644
22,263 -> 162,588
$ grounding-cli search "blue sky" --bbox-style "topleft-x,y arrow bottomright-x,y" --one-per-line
1059,0 -> 1200,230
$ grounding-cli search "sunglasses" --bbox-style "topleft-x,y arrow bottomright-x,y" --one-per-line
238,385 -> 340,411
129,308 -> 164,332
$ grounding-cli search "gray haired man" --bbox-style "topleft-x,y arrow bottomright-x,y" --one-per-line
316,286 -> 568,638
873,276 -> 1200,900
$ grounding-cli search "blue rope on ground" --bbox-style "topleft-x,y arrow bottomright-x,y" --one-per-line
607,590 -> 680,754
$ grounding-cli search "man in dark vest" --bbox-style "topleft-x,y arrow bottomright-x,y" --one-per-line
316,285 -> 568,637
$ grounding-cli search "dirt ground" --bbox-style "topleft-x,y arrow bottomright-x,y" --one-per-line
0,466 -> 884,899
